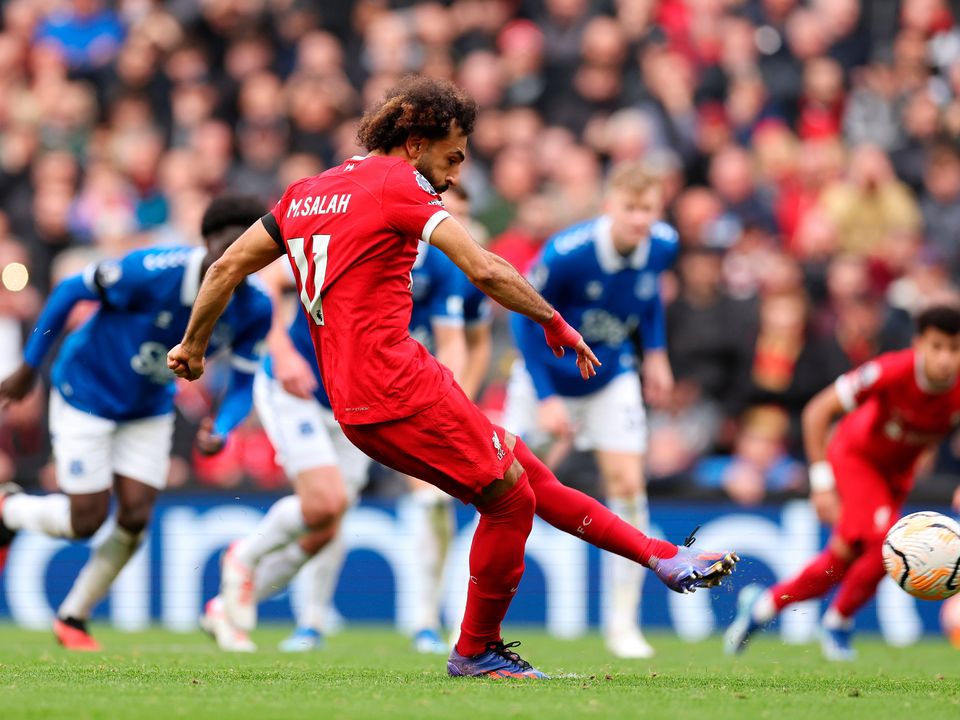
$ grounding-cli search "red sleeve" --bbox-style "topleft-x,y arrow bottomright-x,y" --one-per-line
834,352 -> 909,411
380,163 -> 451,243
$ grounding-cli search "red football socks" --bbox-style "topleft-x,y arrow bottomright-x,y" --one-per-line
770,546 -> 850,610
512,436 -> 677,566
832,542 -> 887,618
456,474 -> 536,657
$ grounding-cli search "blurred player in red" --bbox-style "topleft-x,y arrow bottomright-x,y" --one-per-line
726,304 -> 960,661
168,76 -> 737,679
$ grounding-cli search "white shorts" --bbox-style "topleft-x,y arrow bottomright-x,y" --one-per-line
253,371 -> 371,497
502,363 -> 647,454
49,390 -> 174,494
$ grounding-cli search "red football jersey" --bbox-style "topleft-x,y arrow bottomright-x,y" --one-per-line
831,348 -> 960,479
265,155 -> 453,424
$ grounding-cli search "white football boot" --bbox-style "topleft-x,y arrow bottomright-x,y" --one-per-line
220,541 -> 257,633
200,596 -> 256,652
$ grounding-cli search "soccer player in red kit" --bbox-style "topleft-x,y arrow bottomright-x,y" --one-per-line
168,76 -> 738,678
726,304 -> 960,661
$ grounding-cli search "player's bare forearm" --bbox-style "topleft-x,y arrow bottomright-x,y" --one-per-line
802,385 -> 845,464
181,261 -> 244,353
171,220 -> 283,379
431,216 -> 598,376
470,253 -> 554,323
430,217 -> 553,323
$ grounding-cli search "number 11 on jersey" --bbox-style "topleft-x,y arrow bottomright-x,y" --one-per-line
287,234 -> 330,325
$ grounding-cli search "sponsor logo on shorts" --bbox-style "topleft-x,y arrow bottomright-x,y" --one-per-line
299,422 -> 315,436
69,460 -> 84,476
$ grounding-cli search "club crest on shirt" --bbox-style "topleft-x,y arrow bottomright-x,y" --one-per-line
414,170 -> 439,196
95,260 -> 122,287
492,432 -> 505,461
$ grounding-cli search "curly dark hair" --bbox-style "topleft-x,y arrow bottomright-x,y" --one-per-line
201,194 -> 266,238
356,75 -> 478,153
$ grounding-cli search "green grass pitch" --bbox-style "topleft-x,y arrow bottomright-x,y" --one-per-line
0,625 -> 957,720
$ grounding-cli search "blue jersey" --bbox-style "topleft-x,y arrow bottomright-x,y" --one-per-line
409,241 -> 465,351
462,278 -> 493,328
512,216 -> 678,399
25,247 -> 272,430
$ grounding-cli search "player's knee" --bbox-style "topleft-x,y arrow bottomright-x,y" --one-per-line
298,526 -> 336,555
829,535 -> 856,562
599,458 -> 644,497
70,500 -> 109,539
300,486 -> 348,529
117,501 -> 154,534
504,458 -> 525,486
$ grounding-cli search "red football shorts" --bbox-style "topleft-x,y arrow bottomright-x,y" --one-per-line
339,383 -> 515,505
828,446 -> 911,547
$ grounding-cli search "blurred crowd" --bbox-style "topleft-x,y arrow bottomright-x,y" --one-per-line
2,0 -> 960,505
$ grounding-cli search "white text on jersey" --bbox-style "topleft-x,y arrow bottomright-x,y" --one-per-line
287,194 -> 352,217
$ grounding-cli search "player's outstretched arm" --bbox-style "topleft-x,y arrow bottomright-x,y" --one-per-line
802,384 -> 846,524
429,216 -> 600,379
0,275 -> 96,407
168,220 -> 283,381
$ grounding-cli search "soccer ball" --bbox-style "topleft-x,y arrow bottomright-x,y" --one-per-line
882,511 -> 960,601
942,594 -> 960,648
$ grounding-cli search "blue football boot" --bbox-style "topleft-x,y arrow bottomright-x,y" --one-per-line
820,623 -> 856,661
279,627 -> 324,653
447,640 -> 549,679
413,628 -> 448,655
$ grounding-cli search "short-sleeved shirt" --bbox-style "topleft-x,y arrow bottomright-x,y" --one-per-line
53,247 -> 271,421
831,349 -> 960,479
263,155 -> 454,425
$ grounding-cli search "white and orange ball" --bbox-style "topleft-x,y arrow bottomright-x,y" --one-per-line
882,511 -> 960,601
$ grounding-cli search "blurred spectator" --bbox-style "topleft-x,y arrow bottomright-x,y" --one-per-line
667,245 -> 756,421
733,287 -> 847,455
708,144 -> 777,234
35,0 -> 124,73
920,143 -> 960,278
695,405 -> 805,505
819,143 -> 921,255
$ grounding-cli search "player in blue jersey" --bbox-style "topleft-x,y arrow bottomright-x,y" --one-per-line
0,195 -> 272,651
205,224 -> 473,653
506,162 -> 677,659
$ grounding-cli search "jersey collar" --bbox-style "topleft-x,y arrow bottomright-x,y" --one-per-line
180,247 -> 206,306
593,215 -> 650,274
